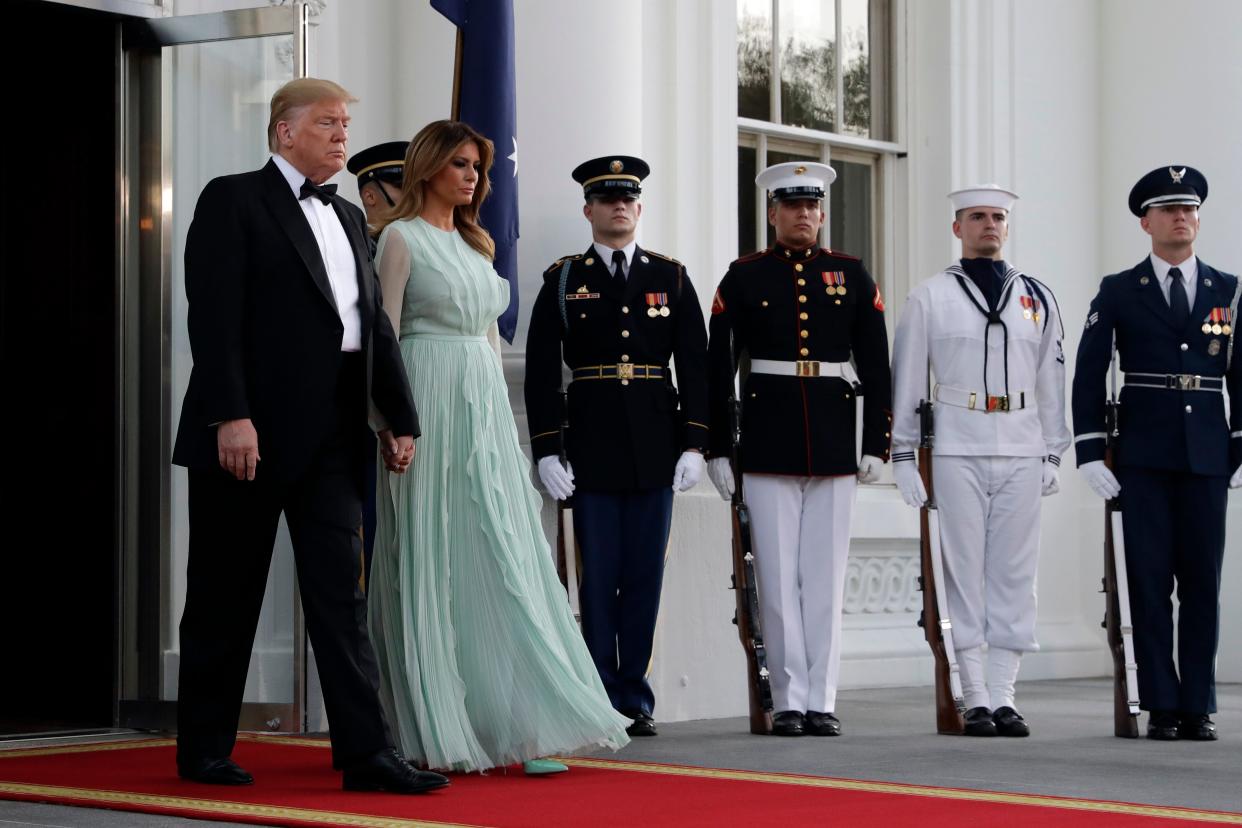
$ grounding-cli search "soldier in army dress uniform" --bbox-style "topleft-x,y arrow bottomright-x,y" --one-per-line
1073,165 -> 1242,742
347,140 -> 408,230
524,156 -> 709,737
705,162 -> 892,737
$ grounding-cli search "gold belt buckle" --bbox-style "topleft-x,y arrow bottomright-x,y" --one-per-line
795,360 -> 820,377
1176,374 -> 1200,390
986,394 -> 1010,412
616,362 -> 634,381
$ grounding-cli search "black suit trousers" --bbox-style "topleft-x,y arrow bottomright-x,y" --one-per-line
176,356 -> 391,769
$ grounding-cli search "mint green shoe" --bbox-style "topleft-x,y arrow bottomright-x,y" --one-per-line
523,758 -> 568,776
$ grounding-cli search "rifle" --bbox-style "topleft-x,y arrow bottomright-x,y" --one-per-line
727,338 -> 773,735
1102,354 -> 1139,737
555,390 -> 581,619
916,399 -> 966,734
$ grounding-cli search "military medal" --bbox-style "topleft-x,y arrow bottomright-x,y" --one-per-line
1208,308 -> 1223,335
1208,339 -> 1222,356
823,271 -> 845,296
1020,295 -> 1033,320
1224,308 -> 1233,336
646,292 -> 669,317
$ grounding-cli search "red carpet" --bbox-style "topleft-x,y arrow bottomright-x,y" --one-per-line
0,734 -> 1238,827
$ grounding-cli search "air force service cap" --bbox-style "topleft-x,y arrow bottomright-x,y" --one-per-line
347,141 -> 409,188
756,161 -> 836,201
572,155 -> 650,199
948,184 -> 1018,214
1128,165 -> 1207,216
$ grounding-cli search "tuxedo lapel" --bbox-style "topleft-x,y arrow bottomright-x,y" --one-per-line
260,160 -> 339,314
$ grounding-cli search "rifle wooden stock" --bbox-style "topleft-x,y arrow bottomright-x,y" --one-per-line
917,444 -> 964,735
1103,418 -> 1139,738
730,497 -> 773,735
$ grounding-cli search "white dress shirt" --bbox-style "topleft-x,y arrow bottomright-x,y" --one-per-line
593,240 -> 638,279
1150,252 -> 1198,311
272,154 -> 362,351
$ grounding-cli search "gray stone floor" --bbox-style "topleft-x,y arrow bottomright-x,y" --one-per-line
1,678 -> 1238,826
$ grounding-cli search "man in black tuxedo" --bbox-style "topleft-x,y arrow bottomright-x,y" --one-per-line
172,78 -> 446,794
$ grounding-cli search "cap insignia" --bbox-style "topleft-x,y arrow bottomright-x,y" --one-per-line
610,160 -> 624,173
794,166 -> 806,175
1169,167 -> 1186,183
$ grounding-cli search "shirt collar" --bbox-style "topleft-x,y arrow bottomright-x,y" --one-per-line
593,240 -> 637,268
772,240 -> 818,261
1150,252 -> 1197,285
272,153 -> 316,199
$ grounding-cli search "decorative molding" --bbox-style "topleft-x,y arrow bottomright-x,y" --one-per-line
843,552 -> 921,615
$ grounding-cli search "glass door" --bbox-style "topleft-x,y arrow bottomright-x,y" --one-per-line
118,3 -> 311,734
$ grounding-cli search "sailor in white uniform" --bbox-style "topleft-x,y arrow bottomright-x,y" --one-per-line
890,185 -> 1071,737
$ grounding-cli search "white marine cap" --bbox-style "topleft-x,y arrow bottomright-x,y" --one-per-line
756,161 -> 837,201
948,184 -> 1018,213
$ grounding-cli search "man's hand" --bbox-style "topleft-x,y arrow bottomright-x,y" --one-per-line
218,418 -> 260,481
1041,461 -> 1061,497
1230,464 -> 1242,489
537,456 -> 575,501
379,429 -> 415,474
892,460 -> 927,508
707,457 -> 734,501
1079,460 -> 1120,499
857,454 -> 884,484
672,451 -> 705,492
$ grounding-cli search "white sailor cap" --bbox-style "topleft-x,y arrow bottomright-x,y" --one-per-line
756,161 -> 836,201
948,184 -> 1018,214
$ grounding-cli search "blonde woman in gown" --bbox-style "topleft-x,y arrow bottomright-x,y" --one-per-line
367,120 -> 630,774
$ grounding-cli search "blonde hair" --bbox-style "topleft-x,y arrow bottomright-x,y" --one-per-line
267,78 -> 357,152
374,120 -> 496,261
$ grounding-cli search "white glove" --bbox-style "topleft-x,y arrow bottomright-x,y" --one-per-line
857,454 -> 883,484
672,451 -> 705,492
1041,462 -> 1060,497
537,455 -> 575,501
1230,464 -> 1242,489
707,457 -> 735,501
1079,460 -> 1120,500
892,460 -> 927,508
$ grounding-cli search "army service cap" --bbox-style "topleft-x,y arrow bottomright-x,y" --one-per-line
347,141 -> 409,187
757,161 -> 836,201
949,184 -> 1018,214
572,155 -> 650,199
1128,165 -> 1207,216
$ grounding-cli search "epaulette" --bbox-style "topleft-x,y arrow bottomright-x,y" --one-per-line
643,249 -> 683,268
731,249 -> 767,266
544,253 -> 582,275
822,247 -> 861,262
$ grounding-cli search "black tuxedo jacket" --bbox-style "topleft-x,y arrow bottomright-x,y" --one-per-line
172,159 -> 417,482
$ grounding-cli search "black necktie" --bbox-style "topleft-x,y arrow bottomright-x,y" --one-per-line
1168,266 -> 1190,329
612,250 -> 627,284
300,179 -> 337,205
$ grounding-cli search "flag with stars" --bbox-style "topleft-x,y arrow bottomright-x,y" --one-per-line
432,0 -> 520,342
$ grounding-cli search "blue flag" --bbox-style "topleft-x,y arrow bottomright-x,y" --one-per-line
432,0 -> 520,343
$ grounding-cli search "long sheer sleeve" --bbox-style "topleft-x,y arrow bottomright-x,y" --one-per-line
375,225 -> 411,336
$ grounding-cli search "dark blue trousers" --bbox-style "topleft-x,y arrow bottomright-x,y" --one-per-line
573,487 -> 674,717
1117,466 -> 1228,714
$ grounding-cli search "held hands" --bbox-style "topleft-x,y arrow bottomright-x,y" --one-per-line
1041,461 -> 1060,497
857,455 -> 883,484
217,418 -> 260,481
707,457 -> 735,501
537,455 -> 575,501
1230,464 -> 1242,489
672,451 -> 705,492
379,430 -> 415,474
892,460 -> 927,508
1079,460 -> 1120,499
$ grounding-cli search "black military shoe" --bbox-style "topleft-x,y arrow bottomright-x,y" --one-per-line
963,707 -> 997,737
1146,711 -> 1180,741
342,748 -> 450,794
771,710 -> 805,736
805,711 -> 841,736
177,756 -> 254,786
625,711 -> 658,737
992,706 -> 1029,737
1178,714 -> 1218,742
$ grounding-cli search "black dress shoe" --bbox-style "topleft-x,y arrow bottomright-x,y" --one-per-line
1178,714 -> 1218,742
1147,711 -> 1180,741
963,707 -> 997,737
992,706 -> 1029,737
771,710 -> 805,736
805,711 -> 841,736
177,756 -> 254,786
624,711 -> 658,737
342,748 -> 450,794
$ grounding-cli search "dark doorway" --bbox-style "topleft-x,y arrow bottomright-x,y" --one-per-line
0,0 -> 120,735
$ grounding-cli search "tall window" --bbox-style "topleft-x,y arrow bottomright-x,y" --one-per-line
737,0 -> 897,278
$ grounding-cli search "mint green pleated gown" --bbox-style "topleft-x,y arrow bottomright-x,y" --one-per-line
368,218 -> 630,773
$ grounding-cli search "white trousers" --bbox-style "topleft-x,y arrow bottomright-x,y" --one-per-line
932,455 -> 1043,653
744,473 -> 857,713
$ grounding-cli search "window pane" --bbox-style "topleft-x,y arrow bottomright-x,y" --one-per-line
841,0 -> 870,136
738,144 -> 758,256
737,0 -> 772,121
829,159 -> 872,263
764,148 -> 820,248
778,0 -> 835,132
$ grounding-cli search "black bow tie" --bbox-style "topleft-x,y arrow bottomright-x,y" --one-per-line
299,179 -> 337,205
